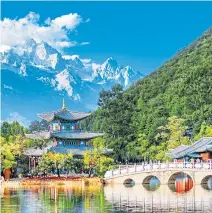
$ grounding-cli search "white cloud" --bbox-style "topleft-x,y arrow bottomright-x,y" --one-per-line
0,12 -> 89,52
62,54 -> 80,60
0,45 -> 11,53
6,112 -> 30,127
55,41 -> 77,48
51,13 -> 82,30
80,42 -> 90,46
85,18 -> 90,23
81,58 -> 92,64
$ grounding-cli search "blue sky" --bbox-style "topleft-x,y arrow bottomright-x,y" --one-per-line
2,1 -> 212,74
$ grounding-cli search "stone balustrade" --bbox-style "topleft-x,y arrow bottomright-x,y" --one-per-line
104,161 -> 212,178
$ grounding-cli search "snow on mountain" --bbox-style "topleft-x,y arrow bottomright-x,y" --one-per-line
1,39 -> 144,120
91,57 -> 144,88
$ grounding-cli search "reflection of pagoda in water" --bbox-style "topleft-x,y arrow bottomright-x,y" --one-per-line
25,99 -> 107,170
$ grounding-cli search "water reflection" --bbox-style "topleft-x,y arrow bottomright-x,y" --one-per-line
201,177 -> 212,190
123,179 -> 135,187
1,182 -> 212,213
143,176 -> 160,191
168,173 -> 193,193
104,184 -> 212,212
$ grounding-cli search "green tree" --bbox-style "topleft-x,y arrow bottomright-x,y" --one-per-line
83,149 -> 114,177
32,137 -> 50,150
194,122 -> 212,140
0,121 -> 25,139
83,28 -> 212,163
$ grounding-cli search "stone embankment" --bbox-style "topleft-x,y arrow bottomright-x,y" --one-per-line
1,177 -> 103,187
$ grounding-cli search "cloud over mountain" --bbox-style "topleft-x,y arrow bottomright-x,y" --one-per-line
1,11 -> 144,122
0,12 -> 89,52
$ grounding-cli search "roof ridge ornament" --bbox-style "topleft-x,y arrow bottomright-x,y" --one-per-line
62,98 -> 66,110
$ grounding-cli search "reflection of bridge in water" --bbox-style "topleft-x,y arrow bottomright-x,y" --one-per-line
104,184 -> 212,212
104,162 -> 212,185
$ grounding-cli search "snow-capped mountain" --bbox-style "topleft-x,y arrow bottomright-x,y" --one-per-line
1,39 -> 144,122
91,57 -> 143,87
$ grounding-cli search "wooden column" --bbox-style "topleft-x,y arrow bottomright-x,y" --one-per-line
34,158 -> 36,169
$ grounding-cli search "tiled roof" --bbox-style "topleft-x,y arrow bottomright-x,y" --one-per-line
25,131 -> 104,140
50,146 -> 112,155
169,145 -> 189,155
168,137 -> 212,158
24,146 -> 112,156
50,146 -> 93,155
52,132 -> 104,139
25,131 -> 51,140
24,148 -> 45,156
37,109 -> 91,122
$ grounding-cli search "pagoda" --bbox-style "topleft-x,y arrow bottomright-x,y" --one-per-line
25,99 -> 105,171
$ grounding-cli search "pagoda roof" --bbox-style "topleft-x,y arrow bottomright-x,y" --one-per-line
24,148 -> 45,156
52,132 -> 104,140
24,144 -> 53,156
25,131 -> 51,140
50,147 -> 113,156
50,146 -> 93,155
24,146 -> 112,157
25,131 -> 104,140
37,109 -> 91,122
167,137 -> 212,159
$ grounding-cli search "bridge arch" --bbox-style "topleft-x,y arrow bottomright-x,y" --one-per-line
142,175 -> 160,185
201,175 -> 212,185
167,172 -> 193,185
123,178 -> 135,186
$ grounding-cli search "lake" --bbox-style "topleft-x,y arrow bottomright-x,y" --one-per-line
1,177 -> 212,213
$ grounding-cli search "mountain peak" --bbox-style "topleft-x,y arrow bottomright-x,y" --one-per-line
102,57 -> 118,71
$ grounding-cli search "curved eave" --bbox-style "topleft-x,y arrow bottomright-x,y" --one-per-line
25,131 -> 51,140
24,148 -> 45,156
37,113 -> 55,122
51,132 -> 104,140
37,111 -> 91,122
55,114 -> 91,122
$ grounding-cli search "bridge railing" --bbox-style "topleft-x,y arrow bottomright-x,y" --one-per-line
104,161 -> 212,178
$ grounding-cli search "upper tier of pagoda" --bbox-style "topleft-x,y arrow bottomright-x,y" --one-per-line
37,99 -> 90,122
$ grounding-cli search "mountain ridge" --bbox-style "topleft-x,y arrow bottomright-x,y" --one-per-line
1,38 -> 144,122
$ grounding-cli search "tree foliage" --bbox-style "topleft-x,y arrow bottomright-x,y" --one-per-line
82,28 -> 212,162
83,138 -> 114,177
0,136 -> 30,171
1,121 -> 27,139
28,119 -> 48,133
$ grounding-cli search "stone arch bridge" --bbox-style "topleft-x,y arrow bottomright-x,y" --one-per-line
104,162 -> 212,185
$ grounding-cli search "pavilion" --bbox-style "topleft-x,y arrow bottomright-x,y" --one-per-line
167,137 -> 212,162
24,99 -> 111,171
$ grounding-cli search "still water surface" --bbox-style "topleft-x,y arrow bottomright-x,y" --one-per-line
1,176 -> 212,213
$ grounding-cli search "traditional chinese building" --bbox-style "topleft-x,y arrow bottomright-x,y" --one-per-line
167,137 -> 212,162
25,99 -> 106,171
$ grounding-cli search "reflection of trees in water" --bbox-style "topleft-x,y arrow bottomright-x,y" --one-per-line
1,187 -> 22,213
1,185 -> 112,213
40,187 -> 82,212
2,183 -> 212,213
